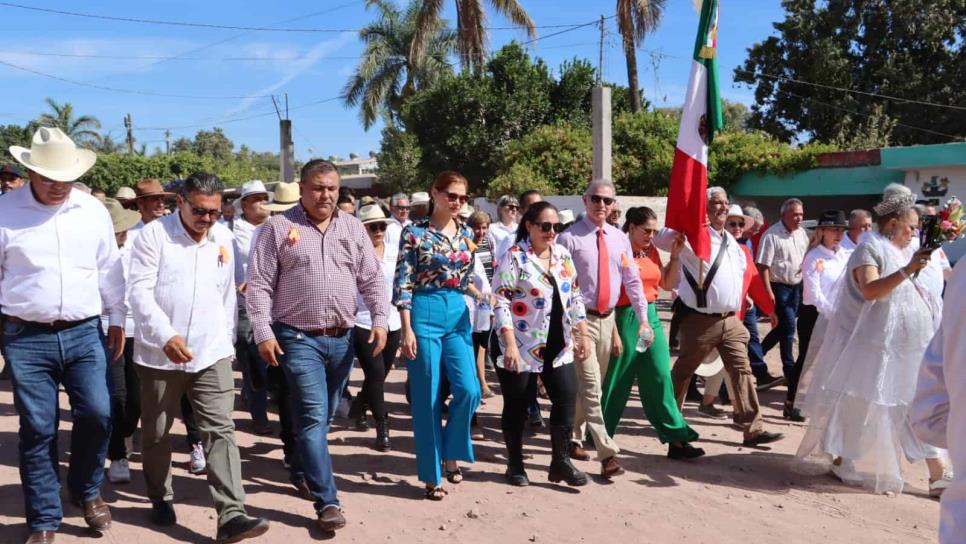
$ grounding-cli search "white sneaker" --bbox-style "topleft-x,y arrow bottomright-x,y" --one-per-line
930,471 -> 954,498
189,443 -> 206,475
108,458 -> 131,484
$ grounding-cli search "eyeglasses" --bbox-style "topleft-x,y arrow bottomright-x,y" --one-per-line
535,222 -> 565,233
503,205 -> 519,211
184,199 -> 221,218
727,221 -> 745,228
634,225 -> 659,235
393,205 -> 411,211
366,223 -> 388,233
589,195 -> 615,206
445,192 -> 469,204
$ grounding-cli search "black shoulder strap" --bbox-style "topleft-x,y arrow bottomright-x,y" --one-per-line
681,234 -> 729,309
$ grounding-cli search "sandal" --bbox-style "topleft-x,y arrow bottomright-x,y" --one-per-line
425,485 -> 447,501
444,463 -> 463,484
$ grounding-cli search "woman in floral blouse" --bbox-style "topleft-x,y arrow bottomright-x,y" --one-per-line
393,171 -> 482,501
494,201 -> 590,487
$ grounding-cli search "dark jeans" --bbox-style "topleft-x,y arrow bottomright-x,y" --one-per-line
488,329 -> 541,418
497,361 -> 577,436
267,365 -> 297,477
236,307 -> 268,423
181,395 -> 200,446
3,317 -> 111,532
274,323 -> 355,511
788,304 -> 818,404
107,339 -> 140,461
668,298 -> 685,348
761,282 -> 802,374
743,305 -> 768,377
350,327 -> 401,421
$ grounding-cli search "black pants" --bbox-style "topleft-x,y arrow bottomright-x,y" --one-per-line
668,298 -> 685,347
350,327 -> 401,421
181,395 -> 200,446
497,362 -> 577,435
107,339 -> 140,461
788,304 -> 818,404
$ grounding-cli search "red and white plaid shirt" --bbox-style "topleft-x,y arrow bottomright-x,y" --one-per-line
246,204 -> 388,344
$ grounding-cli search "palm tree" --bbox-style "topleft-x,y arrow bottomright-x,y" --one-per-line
411,0 -> 536,73
35,98 -> 103,148
617,0 -> 665,112
344,0 -> 457,130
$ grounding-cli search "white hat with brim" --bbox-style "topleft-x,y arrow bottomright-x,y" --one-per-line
558,209 -> 576,225
115,186 -> 136,201
726,204 -> 755,227
411,192 -> 430,205
358,204 -> 389,225
103,198 -> 142,234
264,181 -> 300,212
10,127 -> 96,182
238,179 -> 269,201
694,349 -> 725,378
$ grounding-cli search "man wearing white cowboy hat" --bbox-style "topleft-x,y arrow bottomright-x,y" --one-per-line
232,180 -> 274,435
0,126 -> 125,543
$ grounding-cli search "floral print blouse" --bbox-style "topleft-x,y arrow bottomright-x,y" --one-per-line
393,218 -> 476,310
493,240 -> 587,373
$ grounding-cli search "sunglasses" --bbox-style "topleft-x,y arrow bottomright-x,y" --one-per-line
445,192 -> 469,204
184,199 -> 221,219
727,221 -> 745,228
589,195 -> 615,206
503,205 -> 520,211
393,205 -> 411,211
366,223 -> 388,233
534,221 -> 565,233
635,225 -> 659,235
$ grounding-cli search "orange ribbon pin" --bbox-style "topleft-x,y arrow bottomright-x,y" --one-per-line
218,245 -> 230,266
287,226 -> 300,245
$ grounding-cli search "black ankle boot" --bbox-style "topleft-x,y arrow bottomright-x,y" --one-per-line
375,418 -> 391,452
502,428 -> 530,486
548,425 -> 588,486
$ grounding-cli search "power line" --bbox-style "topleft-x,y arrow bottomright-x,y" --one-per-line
136,95 -> 344,131
520,15 -> 616,47
0,2 -> 603,33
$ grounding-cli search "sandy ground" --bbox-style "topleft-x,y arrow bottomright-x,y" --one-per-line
0,310 -> 942,544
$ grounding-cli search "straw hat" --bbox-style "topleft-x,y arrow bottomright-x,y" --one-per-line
694,349 -> 725,378
411,192 -> 430,205
134,178 -> 174,199
103,198 -> 141,234
558,209 -> 576,225
9,127 -> 96,182
264,181 -> 300,212
115,186 -> 136,202
358,204 -> 389,225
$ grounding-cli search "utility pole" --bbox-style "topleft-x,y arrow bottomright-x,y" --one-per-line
273,95 -> 294,182
124,113 -> 134,155
597,15 -> 606,84
592,86 -> 612,181
164,129 -> 171,155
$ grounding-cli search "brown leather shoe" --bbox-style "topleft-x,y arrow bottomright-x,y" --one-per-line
317,506 -> 346,532
568,443 -> 591,461
25,531 -> 55,544
82,496 -> 112,531
600,456 -> 625,479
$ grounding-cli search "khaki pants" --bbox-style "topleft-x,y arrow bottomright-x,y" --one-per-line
137,358 -> 247,526
572,313 -> 621,460
671,312 -> 764,439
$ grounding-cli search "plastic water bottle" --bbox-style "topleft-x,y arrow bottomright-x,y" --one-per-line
635,327 -> 653,353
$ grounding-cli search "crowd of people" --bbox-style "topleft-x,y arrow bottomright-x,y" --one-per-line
0,126 -> 962,544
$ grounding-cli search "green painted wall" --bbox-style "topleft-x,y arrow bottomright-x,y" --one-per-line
732,165 -> 904,197
881,142 -> 966,170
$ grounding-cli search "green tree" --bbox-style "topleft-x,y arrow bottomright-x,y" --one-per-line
35,98 -> 102,148
376,123 -> 428,193
0,124 -> 32,152
192,128 -> 234,161
344,0 -> 456,129
92,132 -> 124,154
410,0 -> 535,72
657,98 -> 750,133
500,123 -> 592,196
612,109 -> 677,195
735,0 -> 966,145
616,0 -> 665,113
171,137 -> 193,154
487,163 -> 555,199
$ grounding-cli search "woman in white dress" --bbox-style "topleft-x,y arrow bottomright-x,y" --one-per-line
796,184 -> 953,495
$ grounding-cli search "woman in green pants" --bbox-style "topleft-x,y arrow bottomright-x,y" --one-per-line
600,207 -> 704,460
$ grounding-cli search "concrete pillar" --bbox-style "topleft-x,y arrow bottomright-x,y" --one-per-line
592,86 -> 612,181
280,120 -> 295,182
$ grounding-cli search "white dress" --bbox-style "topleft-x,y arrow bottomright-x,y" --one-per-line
796,233 -> 942,494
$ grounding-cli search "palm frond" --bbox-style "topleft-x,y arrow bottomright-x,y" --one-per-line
487,0 -> 536,38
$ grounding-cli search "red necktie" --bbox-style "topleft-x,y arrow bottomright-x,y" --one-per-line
597,228 -> 610,314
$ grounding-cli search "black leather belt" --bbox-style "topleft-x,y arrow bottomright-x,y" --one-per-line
2,315 -> 97,332
586,309 -> 613,319
678,305 -> 734,319
303,327 -> 349,338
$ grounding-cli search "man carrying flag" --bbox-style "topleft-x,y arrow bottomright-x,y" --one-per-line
655,0 -> 783,447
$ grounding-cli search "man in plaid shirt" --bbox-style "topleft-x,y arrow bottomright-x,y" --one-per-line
246,159 -> 388,534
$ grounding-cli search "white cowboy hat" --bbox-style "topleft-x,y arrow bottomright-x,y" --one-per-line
726,204 -> 755,227
694,349 -> 725,378
558,209 -> 576,225
411,191 -> 430,205
238,179 -> 269,201
358,204 -> 389,225
114,186 -> 136,201
10,127 -> 97,182
264,181 -> 300,212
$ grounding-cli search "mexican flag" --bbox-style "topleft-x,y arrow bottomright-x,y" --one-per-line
665,0 -> 722,262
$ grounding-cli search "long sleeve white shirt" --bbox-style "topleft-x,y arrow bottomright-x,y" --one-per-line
232,215 -> 262,287
801,244 -> 852,314
654,226 -> 745,314
0,184 -> 125,326
911,259 -> 966,544
129,213 -> 236,373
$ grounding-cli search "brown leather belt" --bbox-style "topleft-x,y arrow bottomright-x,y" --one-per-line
303,327 -> 349,338
3,315 -> 97,332
586,309 -> 613,319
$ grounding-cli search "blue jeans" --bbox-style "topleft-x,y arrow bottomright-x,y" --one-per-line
274,323 -> 354,512
2,317 -> 111,532
408,289 -> 481,485
236,307 -> 268,423
761,282 -> 802,375
742,305 -> 768,377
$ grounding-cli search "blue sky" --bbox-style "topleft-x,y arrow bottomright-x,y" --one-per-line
0,1 -> 785,161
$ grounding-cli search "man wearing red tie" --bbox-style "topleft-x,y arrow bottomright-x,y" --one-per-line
557,179 -> 650,478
